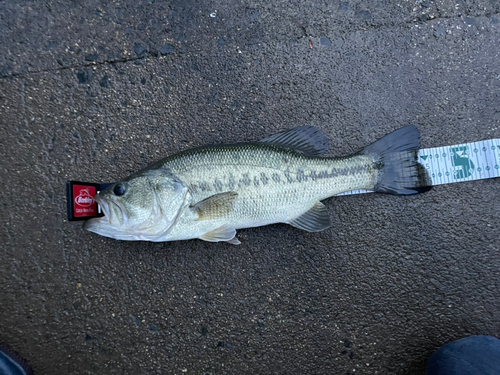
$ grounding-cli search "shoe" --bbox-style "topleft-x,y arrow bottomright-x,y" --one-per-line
426,335 -> 500,375
0,344 -> 33,375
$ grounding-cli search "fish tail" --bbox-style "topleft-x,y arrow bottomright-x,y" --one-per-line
361,125 -> 432,195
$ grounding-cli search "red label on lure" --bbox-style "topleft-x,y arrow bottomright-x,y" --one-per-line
73,185 -> 98,217
67,181 -> 109,221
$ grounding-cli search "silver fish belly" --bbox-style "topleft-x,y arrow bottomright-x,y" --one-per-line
84,126 -> 430,243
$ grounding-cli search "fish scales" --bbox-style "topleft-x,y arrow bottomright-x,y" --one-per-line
163,143 -> 375,223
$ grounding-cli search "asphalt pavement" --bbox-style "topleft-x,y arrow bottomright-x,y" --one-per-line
1,1 -> 499,374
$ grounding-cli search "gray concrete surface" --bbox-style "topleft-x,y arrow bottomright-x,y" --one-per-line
1,1 -> 500,374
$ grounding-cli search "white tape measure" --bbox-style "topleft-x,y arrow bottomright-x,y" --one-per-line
339,138 -> 500,196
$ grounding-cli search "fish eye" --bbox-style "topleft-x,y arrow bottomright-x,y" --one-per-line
113,183 -> 126,196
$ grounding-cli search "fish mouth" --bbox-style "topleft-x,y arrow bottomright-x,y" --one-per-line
94,195 -> 128,224
83,196 -> 129,238
94,195 -> 110,218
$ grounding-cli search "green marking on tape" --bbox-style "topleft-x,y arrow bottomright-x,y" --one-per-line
451,146 -> 475,179
421,155 -> 428,161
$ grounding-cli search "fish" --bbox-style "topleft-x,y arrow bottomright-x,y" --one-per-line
84,125 -> 431,244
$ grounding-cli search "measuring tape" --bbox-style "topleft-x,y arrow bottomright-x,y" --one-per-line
339,138 -> 500,196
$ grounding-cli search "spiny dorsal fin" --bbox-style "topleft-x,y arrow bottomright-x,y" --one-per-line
200,224 -> 240,245
259,126 -> 330,156
288,201 -> 331,232
192,192 -> 238,220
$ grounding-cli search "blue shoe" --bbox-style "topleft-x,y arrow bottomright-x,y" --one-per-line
0,344 -> 33,375
426,335 -> 500,375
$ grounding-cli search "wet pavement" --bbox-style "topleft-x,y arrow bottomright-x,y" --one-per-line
1,1 -> 500,374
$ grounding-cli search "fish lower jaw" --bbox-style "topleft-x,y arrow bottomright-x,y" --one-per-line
83,215 -> 182,241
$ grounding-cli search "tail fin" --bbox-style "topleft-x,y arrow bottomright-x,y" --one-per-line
361,125 -> 432,195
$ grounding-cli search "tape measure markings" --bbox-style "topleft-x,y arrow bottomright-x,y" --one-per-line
339,138 -> 500,196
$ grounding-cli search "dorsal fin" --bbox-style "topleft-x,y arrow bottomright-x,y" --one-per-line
259,126 -> 330,156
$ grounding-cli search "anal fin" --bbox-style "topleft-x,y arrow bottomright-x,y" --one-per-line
226,237 -> 241,245
200,224 -> 240,245
288,202 -> 331,232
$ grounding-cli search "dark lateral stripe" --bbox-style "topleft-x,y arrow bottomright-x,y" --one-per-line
189,164 -> 370,194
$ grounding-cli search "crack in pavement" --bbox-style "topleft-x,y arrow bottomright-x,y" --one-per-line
1,10 -> 498,81
0,55 -> 146,80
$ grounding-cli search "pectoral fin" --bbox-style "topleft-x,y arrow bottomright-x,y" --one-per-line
288,202 -> 331,232
200,225 -> 240,245
192,192 -> 238,220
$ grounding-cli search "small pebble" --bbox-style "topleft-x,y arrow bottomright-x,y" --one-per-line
159,44 -> 174,55
85,54 -> 99,62
76,70 -> 93,84
320,36 -> 331,46
134,43 -> 148,58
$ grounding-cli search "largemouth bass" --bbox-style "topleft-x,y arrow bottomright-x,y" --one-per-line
84,125 -> 430,244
